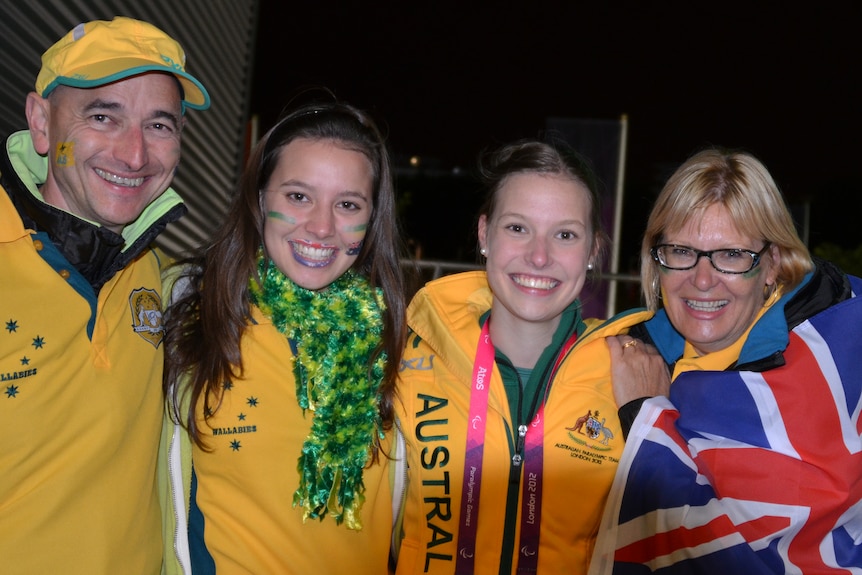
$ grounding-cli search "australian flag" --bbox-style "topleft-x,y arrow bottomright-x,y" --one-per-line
590,277 -> 862,574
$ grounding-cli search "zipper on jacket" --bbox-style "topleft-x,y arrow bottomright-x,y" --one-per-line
168,419 -> 192,575
512,424 -> 527,467
498,318 -> 580,574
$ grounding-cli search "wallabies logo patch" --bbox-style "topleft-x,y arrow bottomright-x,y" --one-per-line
129,288 -> 164,348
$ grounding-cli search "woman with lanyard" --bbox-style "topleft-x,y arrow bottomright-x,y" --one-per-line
391,139 -> 669,574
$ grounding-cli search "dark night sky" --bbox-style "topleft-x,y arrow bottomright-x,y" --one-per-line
252,2 -> 861,257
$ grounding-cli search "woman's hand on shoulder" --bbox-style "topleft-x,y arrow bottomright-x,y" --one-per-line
606,335 -> 671,407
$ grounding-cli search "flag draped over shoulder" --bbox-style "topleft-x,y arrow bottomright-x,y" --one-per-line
590,279 -> 862,574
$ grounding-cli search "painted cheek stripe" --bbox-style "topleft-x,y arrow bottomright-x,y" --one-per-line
267,210 -> 296,224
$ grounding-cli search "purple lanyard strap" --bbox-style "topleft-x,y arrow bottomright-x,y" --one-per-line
455,320 -> 576,574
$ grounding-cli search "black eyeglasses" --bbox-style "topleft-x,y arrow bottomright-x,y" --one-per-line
650,243 -> 771,274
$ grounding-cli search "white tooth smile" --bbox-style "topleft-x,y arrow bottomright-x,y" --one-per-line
512,275 -> 559,290
95,168 -> 144,187
292,242 -> 335,261
685,299 -> 728,312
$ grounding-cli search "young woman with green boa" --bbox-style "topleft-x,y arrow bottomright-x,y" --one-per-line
160,98 -> 411,574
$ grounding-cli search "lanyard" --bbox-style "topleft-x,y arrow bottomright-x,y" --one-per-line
455,320 -> 577,574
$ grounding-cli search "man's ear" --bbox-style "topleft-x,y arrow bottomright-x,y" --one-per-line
25,92 -> 51,155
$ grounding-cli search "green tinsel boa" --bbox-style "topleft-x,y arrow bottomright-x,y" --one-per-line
248,254 -> 386,530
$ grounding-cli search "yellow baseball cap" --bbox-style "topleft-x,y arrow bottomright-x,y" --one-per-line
36,16 -> 210,112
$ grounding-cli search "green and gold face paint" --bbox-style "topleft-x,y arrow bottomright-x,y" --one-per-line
55,142 -> 75,167
342,223 -> 368,233
267,210 -> 297,224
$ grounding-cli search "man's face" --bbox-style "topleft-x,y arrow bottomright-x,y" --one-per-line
30,72 -> 184,233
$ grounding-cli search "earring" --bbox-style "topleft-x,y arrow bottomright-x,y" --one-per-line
763,282 -> 778,303
480,247 -> 487,256
587,263 -> 594,271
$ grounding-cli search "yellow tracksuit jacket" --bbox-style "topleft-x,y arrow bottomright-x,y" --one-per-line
161,304 -> 396,575
1,130 -> 181,575
393,271 -> 651,575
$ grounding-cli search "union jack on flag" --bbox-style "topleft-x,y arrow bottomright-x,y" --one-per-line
589,278 -> 862,574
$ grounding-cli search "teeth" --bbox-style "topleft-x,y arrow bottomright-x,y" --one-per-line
95,168 -> 144,187
512,275 -> 559,290
685,299 -> 728,312
292,242 -> 334,261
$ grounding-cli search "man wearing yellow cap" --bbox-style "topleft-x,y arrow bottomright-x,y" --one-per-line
0,17 -> 209,575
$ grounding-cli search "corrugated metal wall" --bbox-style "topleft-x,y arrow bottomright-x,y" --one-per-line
0,0 -> 259,257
